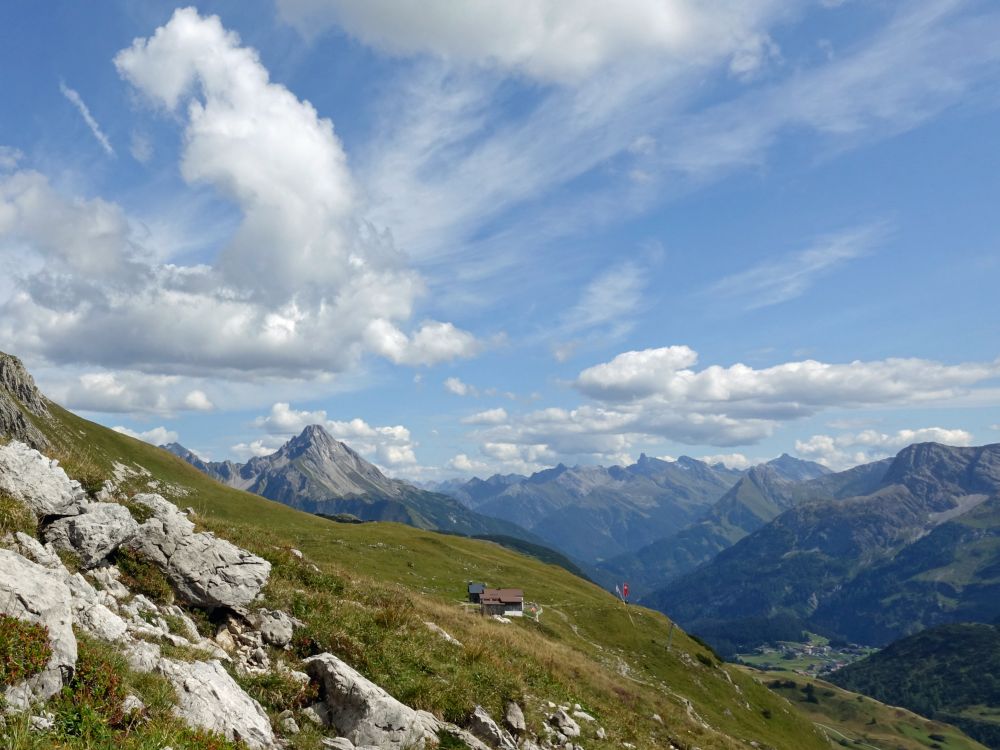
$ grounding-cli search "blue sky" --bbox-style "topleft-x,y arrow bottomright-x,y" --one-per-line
1,0 -> 999,478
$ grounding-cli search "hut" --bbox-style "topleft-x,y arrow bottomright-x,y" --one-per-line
479,588 -> 524,617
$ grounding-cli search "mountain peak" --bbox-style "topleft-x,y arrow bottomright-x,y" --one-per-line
766,453 -> 831,481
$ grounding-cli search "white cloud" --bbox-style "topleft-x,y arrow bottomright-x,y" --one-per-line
276,0 -> 791,83
462,408 -> 508,425
59,81 -> 115,157
444,377 -> 477,397
230,438 -> 283,459
183,390 -> 214,411
795,427 -> 975,470
113,425 -> 178,445
0,9 -> 475,383
251,402 -> 418,467
43,370 -> 215,415
709,223 -> 887,309
699,452 -> 754,470
459,348 -> 999,468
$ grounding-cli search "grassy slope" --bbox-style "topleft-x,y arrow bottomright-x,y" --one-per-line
754,671 -> 988,750
20,402 -> 836,750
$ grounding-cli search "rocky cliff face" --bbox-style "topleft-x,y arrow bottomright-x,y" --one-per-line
0,352 -> 50,449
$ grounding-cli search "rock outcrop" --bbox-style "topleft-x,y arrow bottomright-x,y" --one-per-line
0,549 -> 77,710
0,441 -> 87,517
45,502 -> 139,568
303,652 -> 439,749
0,352 -> 49,450
158,658 -> 275,750
127,493 -> 270,608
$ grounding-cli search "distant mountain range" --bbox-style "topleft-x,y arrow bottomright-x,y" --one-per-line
431,454 -> 746,563
163,426 -> 543,543
644,442 -> 1000,651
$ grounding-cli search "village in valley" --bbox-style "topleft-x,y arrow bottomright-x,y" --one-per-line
736,635 -> 877,677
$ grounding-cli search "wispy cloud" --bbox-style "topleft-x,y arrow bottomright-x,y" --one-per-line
708,222 -> 888,310
59,81 -> 114,157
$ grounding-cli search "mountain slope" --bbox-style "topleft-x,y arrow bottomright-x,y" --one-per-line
0,350 -> 832,750
600,455 -> 850,593
829,623 -> 1000,749
164,427 -> 544,543
438,454 -> 742,563
646,443 -> 1000,650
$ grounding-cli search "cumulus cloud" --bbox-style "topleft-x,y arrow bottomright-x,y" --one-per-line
252,402 -> 417,467
444,377 -> 477,397
276,0 -> 789,83
795,427 -> 975,469
59,81 -> 115,156
113,425 -> 178,445
462,408 -> 508,425
43,370 -> 216,415
460,347 -> 999,470
0,8 -> 474,382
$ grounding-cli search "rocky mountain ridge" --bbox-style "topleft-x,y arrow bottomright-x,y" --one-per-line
646,442 -> 1000,650
165,426 -> 544,544
0,352 -> 50,450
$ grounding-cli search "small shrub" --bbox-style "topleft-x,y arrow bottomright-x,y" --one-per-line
695,651 -> 716,668
120,497 -> 155,524
762,708 -> 773,720
0,615 -> 52,686
116,547 -> 174,604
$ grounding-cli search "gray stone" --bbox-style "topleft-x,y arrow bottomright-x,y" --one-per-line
468,705 -> 517,749
122,694 -> 146,715
0,441 -> 87,518
124,640 -> 162,673
65,572 -> 129,642
128,493 -> 270,608
0,549 -> 77,710
28,712 -> 55,732
157,658 -> 275,750
504,701 -> 526,734
301,704 -> 328,726
548,710 -> 580,739
321,739 -> 355,750
257,608 -> 297,648
303,652 -> 437,748
88,565 -> 131,599
45,502 -> 139,568
424,621 -> 462,647
11,532 -> 63,570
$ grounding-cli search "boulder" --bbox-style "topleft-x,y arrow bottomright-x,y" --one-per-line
64,572 -> 129,643
548,709 -> 580,738
45,502 -> 139,568
157,658 -> 275,750
0,549 -> 77,710
468,705 -> 517,749
256,608 -> 297,648
303,652 -> 438,749
504,701 -> 526,734
127,493 -> 270,608
123,640 -> 161,673
10,532 -> 63,570
0,442 -> 87,518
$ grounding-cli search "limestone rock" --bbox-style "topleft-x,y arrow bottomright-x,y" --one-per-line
64,572 -> 129,643
128,493 -> 270,608
0,353 -> 50,449
124,640 -> 162,673
10,532 -> 63,570
424,621 -> 462,647
45,502 -> 139,568
257,608 -> 297,648
303,652 -> 438,749
0,442 -> 87,518
89,565 -> 131,600
548,709 -> 580,739
0,549 -> 77,710
157,658 -> 275,750
468,705 -> 517,749
504,701 -> 526,734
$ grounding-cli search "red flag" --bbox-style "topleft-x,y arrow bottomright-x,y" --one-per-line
623,582 -> 629,600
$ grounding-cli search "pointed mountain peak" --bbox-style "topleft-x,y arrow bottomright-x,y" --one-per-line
766,453 -> 831,481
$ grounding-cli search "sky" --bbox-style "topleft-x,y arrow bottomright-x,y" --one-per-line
1,0 -> 999,480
